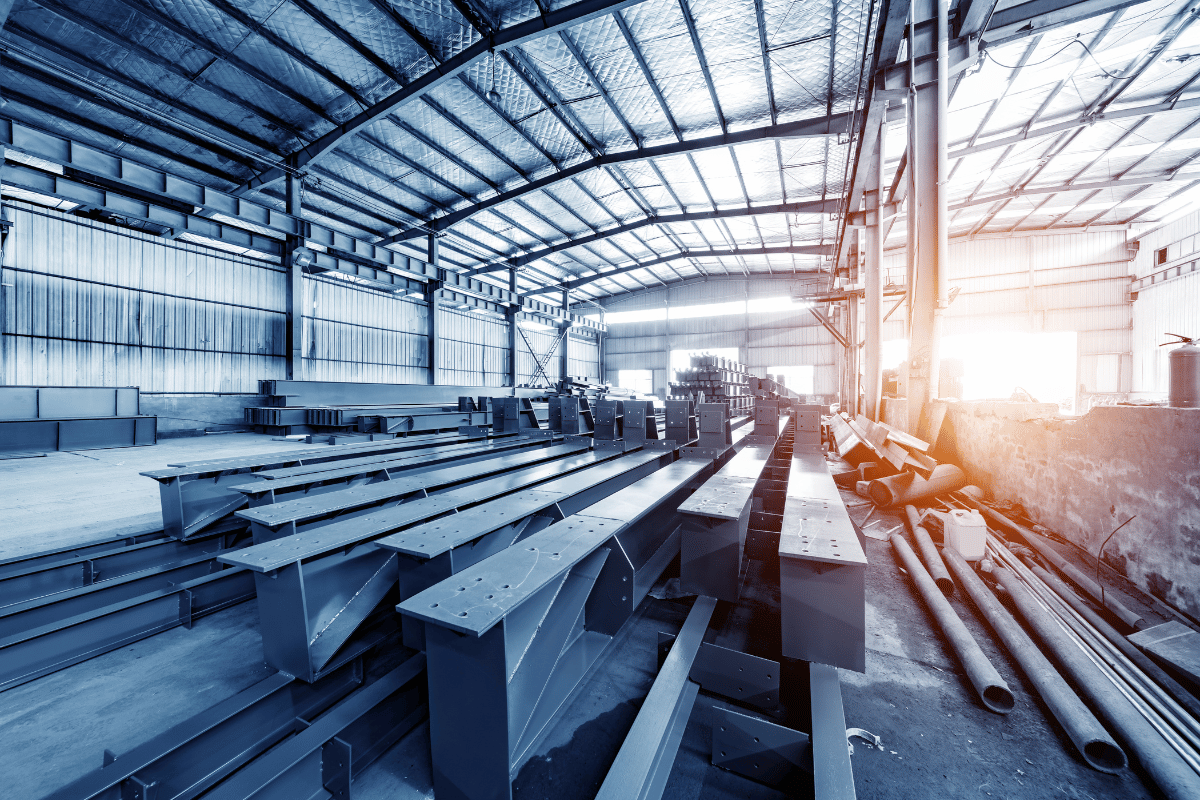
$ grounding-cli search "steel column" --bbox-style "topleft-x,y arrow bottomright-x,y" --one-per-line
428,234 -> 441,386
906,0 -> 948,433
285,164 -> 304,381
508,271 -> 519,387
864,118 -> 885,421
560,288 -> 572,387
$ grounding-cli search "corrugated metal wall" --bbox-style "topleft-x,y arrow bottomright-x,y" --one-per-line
603,283 -> 839,399
0,201 -> 601,393
0,201 -> 285,392
438,307 -> 508,387
303,275 -> 428,384
1130,213 -> 1200,397
603,230 -> 1132,402
879,230 -> 1132,399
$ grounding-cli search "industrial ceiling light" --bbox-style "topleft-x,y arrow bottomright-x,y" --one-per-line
291,247 -> 316,268
485,50 -> 501,105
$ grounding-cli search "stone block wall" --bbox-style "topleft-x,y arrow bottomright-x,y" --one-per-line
931,401 -> 1200,619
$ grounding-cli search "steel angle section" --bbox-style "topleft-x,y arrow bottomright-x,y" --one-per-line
0,534 -> 235,608
44,662 -> 364,800
202,654 -> 427,800
712,708 -> 811,786
0,568 -> 254,692
596,596 -> 716,800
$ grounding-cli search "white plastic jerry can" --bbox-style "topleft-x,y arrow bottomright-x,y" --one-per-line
945,509 -> 987,561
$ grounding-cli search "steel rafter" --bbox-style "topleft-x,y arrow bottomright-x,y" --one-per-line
3,24 -> 280,156
379,114 -> 849,242
752,0 -> 777,125
613,12 -> 682,138
239,0 -> 648,192
107,0 -> 332,122
200,0 -> 368,109
678,0 -> 726,132
557,28 -> 641,146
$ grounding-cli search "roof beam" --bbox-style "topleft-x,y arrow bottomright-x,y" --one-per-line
752,0 -> 777,125
381,113 -> 850,242
678,0 -> 726,132
984,0 -> 1162,46
239,0 -> 645,193
106,0 -> 332,122
487,199 -> 838,271
564,246 -> 832,289
28,0 -> 305,139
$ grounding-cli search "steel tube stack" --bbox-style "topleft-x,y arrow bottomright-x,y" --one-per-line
990,559 -> 1200,800
941,547 -> 1126,772
889,532 -> 1014,714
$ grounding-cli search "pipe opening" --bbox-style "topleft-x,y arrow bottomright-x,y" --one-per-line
1083,740 -> 1128,774
982,685 -> 1016,714
935,576 -> 954,596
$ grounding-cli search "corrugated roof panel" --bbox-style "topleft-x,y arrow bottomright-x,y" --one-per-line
622,0 -> 723,134
570,13 -> 676,144
688,0 -> 771,126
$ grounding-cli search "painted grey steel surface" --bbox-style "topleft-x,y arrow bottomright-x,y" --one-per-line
398,457 -> 712,800
0,416 -> 156,454
711,708 -> 810,786
809,662 -> 857,800
201,654 -> 427,800
232,443 -> 594,542
0,529 -> 168,582
142,431 -> 499,540
219,448 -> 643,681
44,662 -> 365,800
595,595 -> 716,800
262,381 -> 521,407
679,440 -> 778,602
688,642 -> 781,711
0,386 -> 140,420
0,565 -> 254,692
0,531 -> 241,614
778,449 -> 868,672
229,437 -> 549,508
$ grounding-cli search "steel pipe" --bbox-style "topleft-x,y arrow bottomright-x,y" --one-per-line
991,539 -> 1200,761
942,548 -> 1126,772
904,504 -> 953,595
957,494 -> 1146,630
992,565 -> 1200,800
1026,559 -> 1200,728
889,532 -> 1014,713
869,464 -> 966,507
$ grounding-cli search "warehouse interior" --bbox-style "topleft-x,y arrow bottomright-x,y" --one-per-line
1,0 -> 1200,798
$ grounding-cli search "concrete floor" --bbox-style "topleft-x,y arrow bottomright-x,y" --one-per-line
0,435 -> 1171,799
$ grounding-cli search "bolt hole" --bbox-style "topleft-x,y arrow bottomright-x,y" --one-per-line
430,603 -> 438,608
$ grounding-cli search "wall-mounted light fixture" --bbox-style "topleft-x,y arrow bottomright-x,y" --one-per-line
291,247 -> 316,268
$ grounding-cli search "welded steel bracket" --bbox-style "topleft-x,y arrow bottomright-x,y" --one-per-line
657,637 -> 782,711
712,708 -> 810,786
